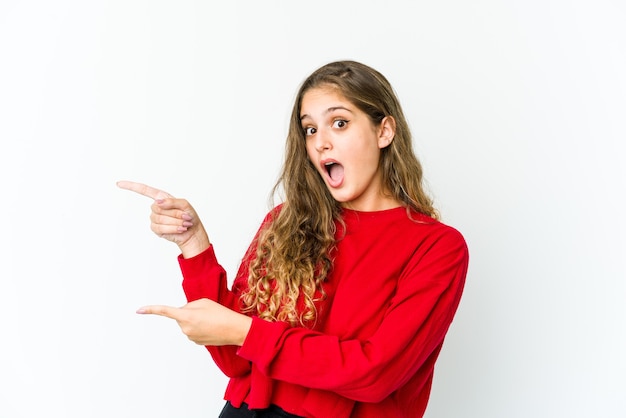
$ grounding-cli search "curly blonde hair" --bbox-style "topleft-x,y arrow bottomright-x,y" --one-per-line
241,61 -> 437,326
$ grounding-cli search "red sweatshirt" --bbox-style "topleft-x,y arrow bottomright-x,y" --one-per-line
179,206 -> 469,418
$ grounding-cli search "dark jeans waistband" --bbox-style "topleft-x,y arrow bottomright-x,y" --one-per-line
218,401 -> 304,418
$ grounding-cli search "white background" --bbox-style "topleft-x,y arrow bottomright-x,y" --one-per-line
1,1 -> 625,417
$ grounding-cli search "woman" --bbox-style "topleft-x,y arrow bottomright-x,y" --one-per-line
118,60 -> 469,417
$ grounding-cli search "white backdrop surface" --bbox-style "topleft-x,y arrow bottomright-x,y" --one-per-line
1,1 -> 625,417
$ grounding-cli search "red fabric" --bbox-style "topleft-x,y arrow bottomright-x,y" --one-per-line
179,206 -> 469,418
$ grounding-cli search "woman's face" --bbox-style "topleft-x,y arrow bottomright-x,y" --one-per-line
301,86 -> 399,211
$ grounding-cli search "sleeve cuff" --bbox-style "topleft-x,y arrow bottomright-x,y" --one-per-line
237,317 -> 291,367
177,244 -> 217,277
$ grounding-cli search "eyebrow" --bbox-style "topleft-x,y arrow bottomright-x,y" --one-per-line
300,106 -> 353,121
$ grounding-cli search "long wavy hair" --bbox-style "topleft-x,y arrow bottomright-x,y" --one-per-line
241,60 -> 438,326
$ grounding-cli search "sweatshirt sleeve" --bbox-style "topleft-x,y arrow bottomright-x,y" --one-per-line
179,245 -> 239,309
177,208 -> 278,378
236,226 -> 469,402
178,245 -> 253,377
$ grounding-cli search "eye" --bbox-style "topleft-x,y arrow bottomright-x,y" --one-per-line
332,119 -> 349,129
304,126 -> 317,136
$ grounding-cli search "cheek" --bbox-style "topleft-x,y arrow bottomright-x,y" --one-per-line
305,142 -> 316,161
352,143 -> 382,166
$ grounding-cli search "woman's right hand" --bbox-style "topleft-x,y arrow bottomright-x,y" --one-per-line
117,180 -> 210,258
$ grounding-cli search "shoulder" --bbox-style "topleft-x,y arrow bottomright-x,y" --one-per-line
405,212 -> 468,257
260,203 -> 284,224
427,216 -> 466,245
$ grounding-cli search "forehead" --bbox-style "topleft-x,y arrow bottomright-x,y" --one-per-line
300,86 -> 352,115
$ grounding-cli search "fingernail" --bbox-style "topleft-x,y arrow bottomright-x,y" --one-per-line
182,221 -> 193,227
136,307 -> 147,314
182,213 -> 192,221
155,199 -> 164,204
176,226 -> 188,232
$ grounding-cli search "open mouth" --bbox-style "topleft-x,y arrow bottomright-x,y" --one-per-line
323,161 -> 344,187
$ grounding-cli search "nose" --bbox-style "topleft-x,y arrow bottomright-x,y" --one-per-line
314,127 -> 332,152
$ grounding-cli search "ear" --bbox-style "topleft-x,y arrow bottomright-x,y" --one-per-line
377,116 -> 396,149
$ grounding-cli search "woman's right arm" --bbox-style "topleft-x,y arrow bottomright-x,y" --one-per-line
178,209 -> 276,377
117,180 -> 253,377
178,245 -> 254,377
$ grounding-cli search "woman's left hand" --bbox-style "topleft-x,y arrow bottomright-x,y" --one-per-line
137,299 -> 252,346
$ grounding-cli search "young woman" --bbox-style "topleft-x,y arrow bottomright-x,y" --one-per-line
118,60 -> 469,418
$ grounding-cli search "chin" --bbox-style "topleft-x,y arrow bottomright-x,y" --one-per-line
330,192 -> 356,205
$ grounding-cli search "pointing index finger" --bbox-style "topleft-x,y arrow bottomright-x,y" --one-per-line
117,180 -> 173,200
136,305 -> 181,319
